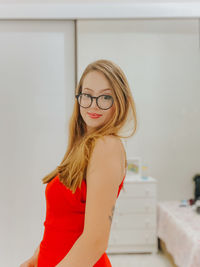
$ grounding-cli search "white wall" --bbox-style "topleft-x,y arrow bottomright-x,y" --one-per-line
77,19 -> 200,201
1,17 -> 200,267
0,20 -> 75,267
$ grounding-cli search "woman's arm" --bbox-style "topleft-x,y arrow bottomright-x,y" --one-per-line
56,136 -> 124,267
20,244 -> 40,267
32,244 -> 40,262
55,232 -> 104,267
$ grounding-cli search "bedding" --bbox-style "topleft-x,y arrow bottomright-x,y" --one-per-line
157,201 -> 200,267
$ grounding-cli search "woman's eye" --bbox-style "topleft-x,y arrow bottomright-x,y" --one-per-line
103,95 -> 112,99
83,93 -> 91,97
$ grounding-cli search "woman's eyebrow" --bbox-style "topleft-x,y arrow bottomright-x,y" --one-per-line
83,88 -> 112,92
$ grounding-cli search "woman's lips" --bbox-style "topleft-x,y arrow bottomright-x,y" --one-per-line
87,112 -> 102,118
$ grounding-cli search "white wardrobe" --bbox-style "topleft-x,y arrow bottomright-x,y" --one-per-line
0,20 -> 76,267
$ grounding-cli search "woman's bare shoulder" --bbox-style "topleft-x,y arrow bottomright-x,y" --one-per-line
93,135 -> 122,153
92,135 -> 125,184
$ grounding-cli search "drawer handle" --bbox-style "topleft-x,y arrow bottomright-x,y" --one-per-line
145,234 -> 150,241
145,220 -> 150,227
113,220 -> 118,227
145,205 -> 151,211
112,233 -> 117,243
145,189 -> 150,195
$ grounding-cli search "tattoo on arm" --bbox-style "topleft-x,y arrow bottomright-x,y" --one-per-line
109,205 -> 115,225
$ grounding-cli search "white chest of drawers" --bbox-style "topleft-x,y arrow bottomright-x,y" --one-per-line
106,176 -> 158,254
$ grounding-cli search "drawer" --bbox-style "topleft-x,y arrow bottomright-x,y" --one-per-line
111,212 -> 156,230
108,228 -> 157,245
115,197 -> 156,214
121,183 -> 156,198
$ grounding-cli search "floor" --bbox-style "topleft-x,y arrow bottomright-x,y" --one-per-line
108,250 -> 173,267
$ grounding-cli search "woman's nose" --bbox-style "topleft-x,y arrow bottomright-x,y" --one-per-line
90,98 -> 99,109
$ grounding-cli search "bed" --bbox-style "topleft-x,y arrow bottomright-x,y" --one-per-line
157,201 -> 200,267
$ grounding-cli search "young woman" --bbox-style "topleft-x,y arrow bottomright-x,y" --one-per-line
20,59 -> 137,267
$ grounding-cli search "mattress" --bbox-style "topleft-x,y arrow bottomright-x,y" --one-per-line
157,201 -> 200,267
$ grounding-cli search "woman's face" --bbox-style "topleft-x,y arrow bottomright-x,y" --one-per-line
79,71 -> 116,134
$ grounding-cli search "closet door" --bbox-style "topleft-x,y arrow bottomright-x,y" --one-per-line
77,19 -> 200,201
0,20 -> 75,267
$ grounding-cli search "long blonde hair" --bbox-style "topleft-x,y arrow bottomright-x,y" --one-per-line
42,59 -> 138,193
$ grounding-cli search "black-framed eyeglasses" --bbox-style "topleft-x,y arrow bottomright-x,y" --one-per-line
75,93 -> 114,110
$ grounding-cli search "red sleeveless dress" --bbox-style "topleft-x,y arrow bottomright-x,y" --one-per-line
37,173 -> 125,267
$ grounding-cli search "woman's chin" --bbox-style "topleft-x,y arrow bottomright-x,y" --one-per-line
86,122 -> 103,133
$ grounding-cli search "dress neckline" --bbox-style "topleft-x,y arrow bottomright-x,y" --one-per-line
120,174 -> 126,186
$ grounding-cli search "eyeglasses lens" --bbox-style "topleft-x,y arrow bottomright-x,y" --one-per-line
78,94 -> 113,110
